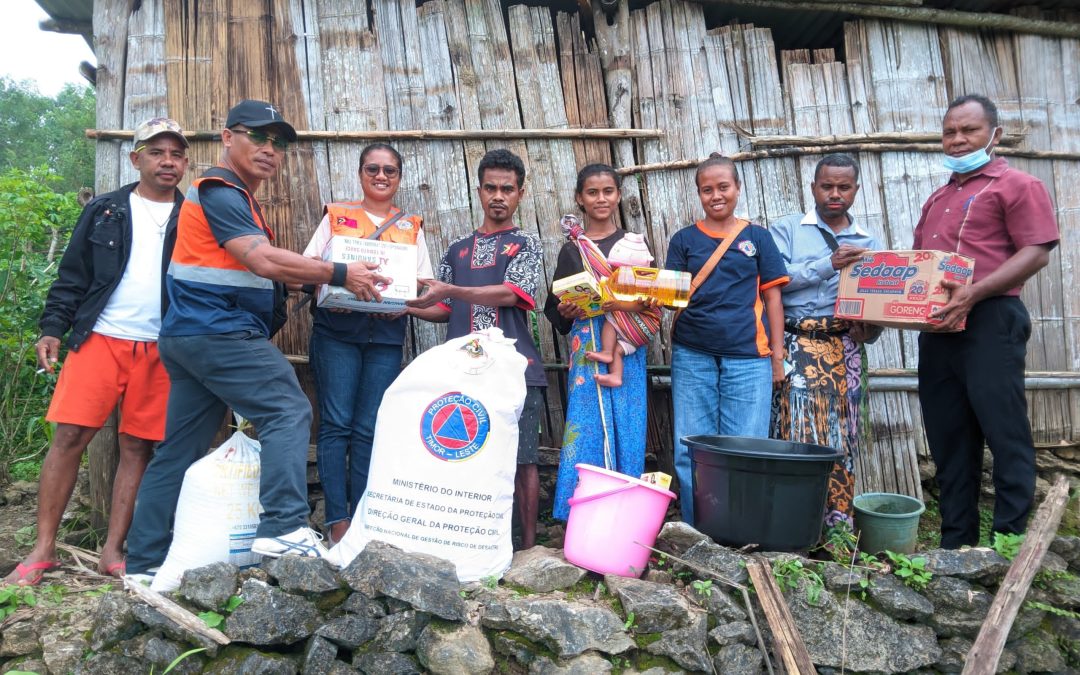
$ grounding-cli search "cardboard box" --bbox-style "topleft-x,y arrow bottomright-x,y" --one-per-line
317,236 -> 418,312
834,250 -> 975,331
552,271 -> 609,318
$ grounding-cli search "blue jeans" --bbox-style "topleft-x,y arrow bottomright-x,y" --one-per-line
310,334 -> 402,525
127,331 -> 313,574
671,343 -> 772,525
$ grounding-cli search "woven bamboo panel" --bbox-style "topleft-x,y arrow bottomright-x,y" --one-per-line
84,0 -> 1075,498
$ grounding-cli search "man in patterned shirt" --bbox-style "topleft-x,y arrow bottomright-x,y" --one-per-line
407,149 -> 545,550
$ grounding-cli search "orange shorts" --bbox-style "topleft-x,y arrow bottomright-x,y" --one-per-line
47,332 -> 170,441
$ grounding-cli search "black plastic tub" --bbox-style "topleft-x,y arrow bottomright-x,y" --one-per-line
685,435 -> 842,552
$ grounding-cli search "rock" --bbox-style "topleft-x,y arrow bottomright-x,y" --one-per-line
416,622 -> 495,675
225,579 -> 321,645
341,591 -> 386,620
787,584 -> 941,671
708,621 -> 755,647
1051,535 -> 1080,565
936,637 -> 1015,674
489,630 -> 543,667
315,614 -> 378,649
685,584 -> 747,622
1039,549 -> 1068,573
87,590 -> 142,651
1041,568 -> 1080,610
131,603 -> 221,657
0,619 -> 39,657
503,546 -> 587,592
680,539 -> 749,585
202,645 -> 299,674
1012,627 -> 1068,673
179,561 -> 240,611
643,569 -> 674,585
924,548 -> 1010,583
341,541 -> 466,621
143,636 -> 207,675
1,481 -> 36,506
819,561 -> 868,593
369,609 -> 431,652
866,573 -> 934,621
1,657 -> 46,675
924,576 -> 993,638
74,652 -> 145,674
327,662 -> 359,675
1048,614 -> 1080,665
644,610 -> 711,672
713,643 -> 765,675
40,631 -> 88,675
303,635 -> 339,675
482,597 -> 634,657
528,652 -> 613,674
353,651 -> 422,674
264,556 -> 343,594
604,575 -> 696,633
656,521 -> 710,553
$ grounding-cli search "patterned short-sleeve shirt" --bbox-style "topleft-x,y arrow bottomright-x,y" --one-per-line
437,226 -> 546,386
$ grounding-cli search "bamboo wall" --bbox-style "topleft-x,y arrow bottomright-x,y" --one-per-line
92,0 -> 1079,499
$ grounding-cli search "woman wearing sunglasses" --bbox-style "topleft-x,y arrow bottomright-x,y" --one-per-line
301,144 -> 432,545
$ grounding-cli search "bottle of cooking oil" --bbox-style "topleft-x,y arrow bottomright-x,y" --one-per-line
605,266 -> 691,307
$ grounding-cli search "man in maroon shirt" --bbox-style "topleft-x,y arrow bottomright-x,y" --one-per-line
913,94 -> 1059,549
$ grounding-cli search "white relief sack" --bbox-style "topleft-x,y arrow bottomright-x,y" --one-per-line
326,328 -> 527,582
151,418 -> 263,592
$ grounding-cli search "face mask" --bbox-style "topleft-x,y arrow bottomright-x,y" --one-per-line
942,128 -> 1000,174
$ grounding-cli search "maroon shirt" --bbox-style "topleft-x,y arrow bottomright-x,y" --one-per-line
913,157 -> 1058,296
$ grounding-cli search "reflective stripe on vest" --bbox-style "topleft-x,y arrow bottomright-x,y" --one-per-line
323,202 -> 422,244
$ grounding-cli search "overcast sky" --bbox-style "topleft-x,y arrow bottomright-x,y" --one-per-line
1,0 -> 96,95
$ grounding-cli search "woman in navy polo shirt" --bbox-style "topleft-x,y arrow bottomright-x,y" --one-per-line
665,154 -> 789,525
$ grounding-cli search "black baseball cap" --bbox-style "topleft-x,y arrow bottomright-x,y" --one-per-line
225,99 -> 298,142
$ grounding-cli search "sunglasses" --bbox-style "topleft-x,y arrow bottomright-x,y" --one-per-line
362,163 -> 400,178
236,127 -> 289,151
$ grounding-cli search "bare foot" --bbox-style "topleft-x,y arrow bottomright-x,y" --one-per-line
593,372 -> 623,388
585,350 -> 614,364
329,520 -> 350,546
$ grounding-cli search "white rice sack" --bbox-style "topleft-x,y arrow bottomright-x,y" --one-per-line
326,328 -> 527,582
151,425 -> 262,592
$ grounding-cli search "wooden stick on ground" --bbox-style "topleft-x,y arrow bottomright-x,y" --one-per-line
746,558 -> 818,675
962,474 -> 1071,675
123,576 -> 231,646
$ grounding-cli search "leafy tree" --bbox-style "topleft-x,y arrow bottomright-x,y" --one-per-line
0,78 -> 95,193
0,167 -> 81,471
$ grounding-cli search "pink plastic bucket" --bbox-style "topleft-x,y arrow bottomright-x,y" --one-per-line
563,464 -> 676,577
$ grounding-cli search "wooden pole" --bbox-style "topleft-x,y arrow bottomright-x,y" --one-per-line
86,127 -> 664,142
746,558 -> 818,674
962,475 -> 1072,674
617,144 -> 1080,175
696,0 -> 1080,39
742,131 -> 1022,148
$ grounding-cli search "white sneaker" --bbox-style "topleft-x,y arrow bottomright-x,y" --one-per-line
251,527 -> 328,559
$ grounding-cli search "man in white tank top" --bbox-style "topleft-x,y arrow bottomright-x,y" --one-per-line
5,118 -> 189,585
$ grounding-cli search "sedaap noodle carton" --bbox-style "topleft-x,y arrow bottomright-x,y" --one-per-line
834,250 -> 975,331
317,235 -> 418,312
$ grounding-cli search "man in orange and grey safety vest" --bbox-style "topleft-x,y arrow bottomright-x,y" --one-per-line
126,100 -> 389,579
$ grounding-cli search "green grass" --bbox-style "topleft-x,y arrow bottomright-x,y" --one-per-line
9,459 -> 42,482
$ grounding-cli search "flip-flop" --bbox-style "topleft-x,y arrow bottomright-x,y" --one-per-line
5,561 -> 59,587
103,561 -> 126,578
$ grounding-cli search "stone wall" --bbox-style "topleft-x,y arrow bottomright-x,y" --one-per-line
3,524 -> 1080,674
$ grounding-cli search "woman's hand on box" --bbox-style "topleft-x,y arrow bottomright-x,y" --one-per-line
557,300 -> 587,320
